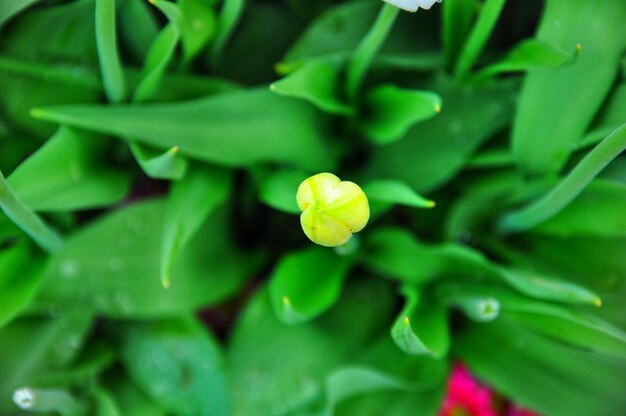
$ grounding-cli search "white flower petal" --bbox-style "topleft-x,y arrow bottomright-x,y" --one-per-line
383,0 -> 419,12
415,0 -> 441,10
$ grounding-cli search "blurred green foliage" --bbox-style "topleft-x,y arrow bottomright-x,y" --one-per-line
0,0 -> 625,415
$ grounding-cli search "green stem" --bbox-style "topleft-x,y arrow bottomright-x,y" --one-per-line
345,3 -> 399,102
13,388 -> 85,416
211,0 -> 245,65
95,0 -> 127,102
454,0 -> 506,79
498,123 -> 626,234
0,170 -> 63,253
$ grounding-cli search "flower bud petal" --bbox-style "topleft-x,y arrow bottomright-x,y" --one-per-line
297,173 -> 370,247
300,207 -> 352,247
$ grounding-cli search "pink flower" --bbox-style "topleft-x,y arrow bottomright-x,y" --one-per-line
440,363 -> 497,416
439,363 -> 540,416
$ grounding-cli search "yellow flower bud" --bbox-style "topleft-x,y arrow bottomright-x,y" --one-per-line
296,173 -> 370,247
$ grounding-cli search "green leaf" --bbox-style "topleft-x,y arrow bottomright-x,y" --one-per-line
279,0 -> 379,72
0,215 -> 20,243
372,52 -> 443,72
474,39 -> 579,79
210,0 -> 245,64
335,387 -> 444,416
324,366 -> 413,414
580,82 -> 626,149
363,179 -> 436,208
500,124 -> 626,233
103,370 -> 165,416
129,143 -> 188,180
95,0 -> 127,102
364,228 -> 602,306
365,76 -> 517,193
363,227 -> 493,285
496,267 -> 601,307
0,170 -> 63,253
0,315 -> 92,412
93,387 -> 121,416
120,318 -> 229,416
11,387 -> 86,416
32,88 -> 335,170
270,58 -> 354,115
440,286 -> 500,322
31,342 -> 116,387
444,172 -> 542,239
1,0 -> 98,64
0,0 -> 42,28
523,236 -> 626,329
351,336 -> 449,392
345,3 -> 399,101
390,286 -> 449,358
361,84 -> 441,144
179,0 -> 216,64
455,317 -> 626,416
0,0 -> 101,137
161,165 -> 231,287
269,247 -> 354,325
531,180 -> 626,237
118,0 -> 159,63
35,199 -> 264,318
0,244 -> 45,328
500,295 -> 626,359
512,0 -> 626,176
442,0 -> 476,69
258,168 -> 308,214
228,279 -> 395,416
133,0 -> 181,103
454,0 -> 506,78
0,55 -> 99,90
467,148 -> 514,169
8,127 -> 131,211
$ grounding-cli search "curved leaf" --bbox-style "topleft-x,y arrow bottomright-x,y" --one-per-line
269,247 -> 354,325
365,76 -> 516,193
475,39 -> 578,79
364,179 -> 435,208
531,180 -> 626,237
270,58 -> 354,115
129,143 -> 188,181
501,124 -> 626,233
324,366 -> 413,415
161,165 -> 231,287
502,296 -> 626,359
361,84 -> 441,144
391,286 -> 449,358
